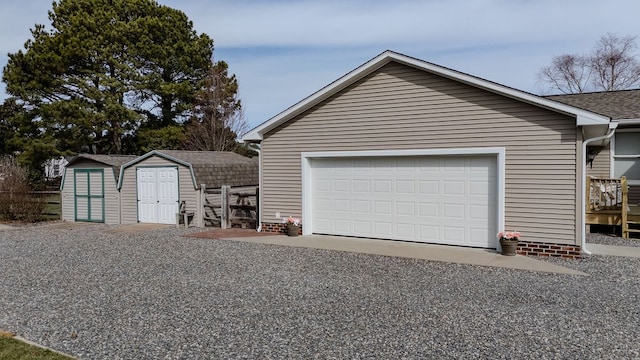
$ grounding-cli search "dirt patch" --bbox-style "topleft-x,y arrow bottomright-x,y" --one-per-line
188,228 -> 281,239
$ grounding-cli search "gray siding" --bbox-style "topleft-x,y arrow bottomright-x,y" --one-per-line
61,161 -> 120,224
261,62 -> 580,245
587,145 -> 611,178
630,186 -> 640,204
119,156 -> 197,224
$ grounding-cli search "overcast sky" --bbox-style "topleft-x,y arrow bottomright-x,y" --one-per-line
1,0 -> 639,130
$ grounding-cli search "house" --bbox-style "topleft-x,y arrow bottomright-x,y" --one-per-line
61,154 -> 137,224
117,150 -> 258,225
44,156 -> 70,179
242,50 -> 620,258
546,90 -> 640,204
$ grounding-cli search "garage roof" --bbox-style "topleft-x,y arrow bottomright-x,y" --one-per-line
242,50 -> 610,142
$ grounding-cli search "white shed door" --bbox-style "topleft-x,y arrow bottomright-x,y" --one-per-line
311,156 -> 497,248
137,167 -> 179,224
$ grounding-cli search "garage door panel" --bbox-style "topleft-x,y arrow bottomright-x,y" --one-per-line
419,202 -> 439,217
353,221 -> 371,233
444,181 -> 465,195
311,155 -> 497,248
396,180 -> 415,193
374,200 -> 392,214
419,225 -> 439,240
353,200 -> 371,214
396,202 -> 415,216
419,180 -> 439,194
373,180 -> 392,193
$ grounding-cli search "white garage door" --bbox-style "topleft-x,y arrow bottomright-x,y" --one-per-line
137,167 -> 179,224
311,155 -> 497,248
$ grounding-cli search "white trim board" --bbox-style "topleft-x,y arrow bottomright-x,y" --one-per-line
300,147 -> 506,246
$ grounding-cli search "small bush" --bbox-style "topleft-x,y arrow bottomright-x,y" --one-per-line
0,156 -> 46,221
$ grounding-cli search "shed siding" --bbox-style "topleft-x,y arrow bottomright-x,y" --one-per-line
120,156 -> 196,224
261,62 -> 579,244
61,161 -> 120,224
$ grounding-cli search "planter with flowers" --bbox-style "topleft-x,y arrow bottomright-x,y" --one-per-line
497,230 -> 520,256
284,216 -> 301,237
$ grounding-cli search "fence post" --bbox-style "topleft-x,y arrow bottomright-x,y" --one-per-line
221,185 -> 230,229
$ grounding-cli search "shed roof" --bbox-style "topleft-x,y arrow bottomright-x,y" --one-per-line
546,89 -> 640,120
117,150 -> 258,189
67,154 -> 138,175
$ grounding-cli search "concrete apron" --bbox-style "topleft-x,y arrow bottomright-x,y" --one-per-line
587,243 -> 640,258
219,234 -> 587,276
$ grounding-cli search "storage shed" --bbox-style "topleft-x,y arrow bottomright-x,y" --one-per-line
117,150 -> 258,225
61,154 -> 137,224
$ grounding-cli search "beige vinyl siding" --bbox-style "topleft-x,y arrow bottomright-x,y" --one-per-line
587,145 -> 611,178
119,156 -> 197,224
61,161 -> 120,224
261,62 -> 579,244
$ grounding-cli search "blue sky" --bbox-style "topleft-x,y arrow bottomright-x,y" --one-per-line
1,0 -> 640,130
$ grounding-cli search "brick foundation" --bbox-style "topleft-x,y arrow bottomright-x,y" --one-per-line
261,223 -> 584,259
261,222 -> 302,235
515,241 -> 583,259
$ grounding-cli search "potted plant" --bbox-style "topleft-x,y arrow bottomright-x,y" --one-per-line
284,216 -> 301,237
497,230 -> 520,256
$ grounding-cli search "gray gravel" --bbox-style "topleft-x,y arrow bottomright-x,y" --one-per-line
1,223 -> 639,359
587,229 -> 640,247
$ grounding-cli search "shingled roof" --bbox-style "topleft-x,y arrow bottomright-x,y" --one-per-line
67,154 -> 138,179
157,150 -> 258,188
546,89 -> 640,120
118,150 -> 258,189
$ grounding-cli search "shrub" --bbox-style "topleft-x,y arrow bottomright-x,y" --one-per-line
0,156 -> 46,221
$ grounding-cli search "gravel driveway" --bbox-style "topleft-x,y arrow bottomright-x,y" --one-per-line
1,223 -> 639,359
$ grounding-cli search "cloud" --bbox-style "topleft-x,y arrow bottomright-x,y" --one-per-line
2,0 -> 640,130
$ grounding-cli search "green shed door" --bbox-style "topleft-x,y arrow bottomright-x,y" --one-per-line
74,169 -> 105,222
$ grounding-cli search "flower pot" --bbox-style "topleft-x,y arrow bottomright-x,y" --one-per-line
500,238 -> 518,256
286,223 -> 299,237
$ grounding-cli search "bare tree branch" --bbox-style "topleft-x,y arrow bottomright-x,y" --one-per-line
589,33 -> 640,91
538,33 -> 640,94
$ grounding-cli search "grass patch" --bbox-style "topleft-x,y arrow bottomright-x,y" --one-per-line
42,192 -> 62,220
0,332 -> 73,360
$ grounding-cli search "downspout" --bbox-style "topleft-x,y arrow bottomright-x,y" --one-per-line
250,143 -> 263,232
581,122 -> 618,255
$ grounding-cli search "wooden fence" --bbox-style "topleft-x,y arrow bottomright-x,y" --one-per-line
0,190 -> 61,220
190,185 -> 259,229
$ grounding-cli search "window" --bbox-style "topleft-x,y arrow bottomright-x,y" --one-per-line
613,130 -> 640,184
53,164 -> 60,177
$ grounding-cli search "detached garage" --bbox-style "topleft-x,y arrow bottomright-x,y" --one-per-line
242,50 -> 611,257
117,150 -> 258,225
61,154 -> 137,224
